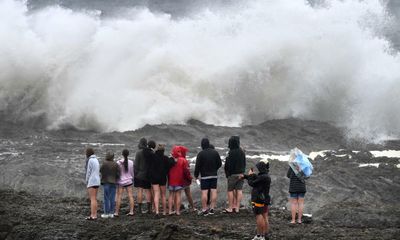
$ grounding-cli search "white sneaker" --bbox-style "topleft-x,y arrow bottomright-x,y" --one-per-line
101,214 -> 109,218
108,214 -> 114,218
252,235 -> 264,240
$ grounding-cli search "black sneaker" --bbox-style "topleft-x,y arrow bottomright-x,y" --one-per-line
198,209 -> 209,216
208,209 -> 215,215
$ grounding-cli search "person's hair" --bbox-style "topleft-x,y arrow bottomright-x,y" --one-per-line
148,140 -> 156,149
122,149 -> 129,172
105,151 -> 114,161
86,148 -> 94,158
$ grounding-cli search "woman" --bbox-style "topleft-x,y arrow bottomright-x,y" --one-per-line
85,147 -> 100,220
168,145 -> 190,215
100,151 -> 120,218
287,166 -> 306,224
243,160 -> 271,240
149,143 -> 176,216
115,149 -> 135,217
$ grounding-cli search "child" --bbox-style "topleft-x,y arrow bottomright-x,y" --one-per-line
243,160 -> 271,240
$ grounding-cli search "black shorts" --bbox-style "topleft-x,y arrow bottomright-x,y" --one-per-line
120,183 -> 133,188
134,178 -> 151,189
252,203 -> 269,215
150,176 -> 167,186
200,178 -> 217,190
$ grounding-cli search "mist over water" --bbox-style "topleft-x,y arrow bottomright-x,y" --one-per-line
1,0 -> 400,141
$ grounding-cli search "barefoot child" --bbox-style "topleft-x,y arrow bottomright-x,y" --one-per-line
243,160 -> 271,240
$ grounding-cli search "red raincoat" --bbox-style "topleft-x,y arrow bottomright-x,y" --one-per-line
168,146 -> 192,186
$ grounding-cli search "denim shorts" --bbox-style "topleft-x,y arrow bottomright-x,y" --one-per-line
168,185 -> 184,192
289,192 -> 305,199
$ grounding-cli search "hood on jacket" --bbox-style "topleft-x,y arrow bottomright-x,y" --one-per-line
201,138 -> 210,150
171,145 -> 188,158
138,138 -> 147,149
228,136 -> 240,150
256,161 -> 269,174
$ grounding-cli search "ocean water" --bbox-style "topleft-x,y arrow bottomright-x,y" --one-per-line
0,0 -> 399,141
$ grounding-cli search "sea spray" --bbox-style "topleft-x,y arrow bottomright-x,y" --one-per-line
0,0 -> 399,141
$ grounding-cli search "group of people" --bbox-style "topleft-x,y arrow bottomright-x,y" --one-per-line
85,136 -> 307,240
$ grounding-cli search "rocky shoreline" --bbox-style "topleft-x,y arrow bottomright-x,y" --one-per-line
1,118 -> 400,239
0,189 -> 398,240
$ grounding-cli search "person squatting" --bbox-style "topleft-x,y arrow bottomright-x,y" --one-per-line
84,137 -> 307,240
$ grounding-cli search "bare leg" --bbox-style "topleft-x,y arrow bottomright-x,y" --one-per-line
145,189 -> 152,204
298,197 -> 305,223
137,187 -> 143,204
227,191 -> 234,211
233,190 -> 237,210
127,186 -> 135,214
152,184 -> 160,214
175,190 -> 182,215
168,191 -> 175,214
263,212 -> 269,235
290,198 -> 298,223
160,185 -> 167,215
115,187 -> 123,216
235,190 -> 243,212
201,190 -> 208,211
210,189 -> 217,210
88,187 -> 98,218
184,187 -> 195,209
256,214 -> 265,236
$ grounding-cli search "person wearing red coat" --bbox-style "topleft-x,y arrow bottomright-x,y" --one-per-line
168,145 -> 191,215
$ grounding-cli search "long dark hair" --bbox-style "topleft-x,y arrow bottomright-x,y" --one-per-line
122,149 -> 129,172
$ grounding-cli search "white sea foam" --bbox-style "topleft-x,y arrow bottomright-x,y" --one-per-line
359,163 -> 380,168
308,150 -> 329,160
247,154 -> 290,162
0,0 -> 400,141
81,142 -> 126,147
370,150 -> 400,158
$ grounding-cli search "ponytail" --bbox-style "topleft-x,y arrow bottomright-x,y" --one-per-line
122,149 -> 129,172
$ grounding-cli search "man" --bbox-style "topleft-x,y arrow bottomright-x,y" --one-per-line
224,136 -> 246,213
134,137 -> 153,213
194,138 -> 222,216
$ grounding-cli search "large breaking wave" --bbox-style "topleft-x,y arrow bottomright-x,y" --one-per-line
1,0 -> 399,141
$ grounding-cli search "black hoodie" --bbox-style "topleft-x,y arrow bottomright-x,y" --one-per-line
245,162 -> 271,205
224,136 -> 246,177
134,138 -> 151,181
194,138 -> 222,178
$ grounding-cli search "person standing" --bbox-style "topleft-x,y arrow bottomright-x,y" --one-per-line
168,145 -> 190,216
100,151 -> 120,218
224,136 -> 246,213
151,144 -> 176,216
243,160 -> 271,240
287,166 -> 306,224
85,147 -> 100,220
194,138 -> 222,216
134,138 -> 153,214
115,149 -> 135,217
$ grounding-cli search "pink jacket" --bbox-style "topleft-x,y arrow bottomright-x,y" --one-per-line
117,159 -> 134,186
